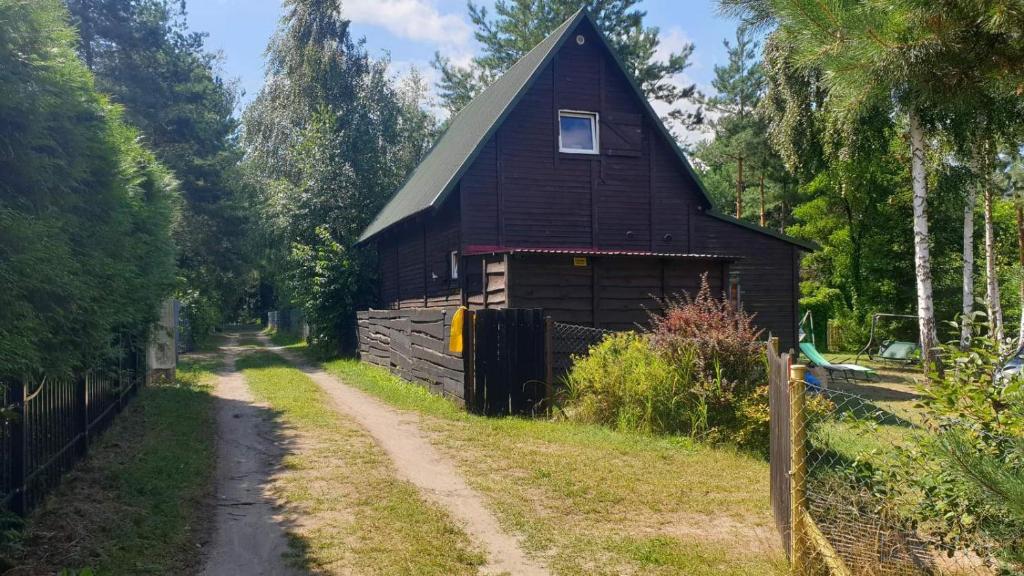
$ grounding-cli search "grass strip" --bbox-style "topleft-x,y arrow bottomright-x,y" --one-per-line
320,354 -> 788,576
6,355 -> 219,575
236,351 -> 485,575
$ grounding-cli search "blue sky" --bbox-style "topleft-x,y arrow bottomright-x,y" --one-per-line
188,0 -> 741,143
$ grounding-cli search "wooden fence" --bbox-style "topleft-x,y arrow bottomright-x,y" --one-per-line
768,337 -> 793,555
0,343 -> 145,515
466,309 -> 547,416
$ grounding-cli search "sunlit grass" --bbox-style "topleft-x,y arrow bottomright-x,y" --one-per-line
320,356 -> 788,576
237,352 -> 485,575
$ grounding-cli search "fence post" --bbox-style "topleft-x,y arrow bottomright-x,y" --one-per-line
463,310 -> 475,412
77,374 -> 89,457
544,316 -> 554,415
9,378 -> 27,516
789,364 -> 808,575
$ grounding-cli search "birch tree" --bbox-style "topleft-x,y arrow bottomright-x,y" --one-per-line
962,186 -> 975,349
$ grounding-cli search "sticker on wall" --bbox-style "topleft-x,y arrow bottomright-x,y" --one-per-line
573,257 -> 589,267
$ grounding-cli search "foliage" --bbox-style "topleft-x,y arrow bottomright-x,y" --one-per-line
243,1 -> 437,354
0,0 -> 178,377
692,24 -> 793,227
564,332 -> 702,436
649,274 -> 765,387
566,279 -> 770,451
67,0 -> 259,342
913,319 -> 1024,568
433,0 -> 703,133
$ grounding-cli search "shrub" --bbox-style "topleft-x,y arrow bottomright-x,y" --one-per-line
563,333 -> 702,436
564,277 -> 773,452
649,274 -> 765,389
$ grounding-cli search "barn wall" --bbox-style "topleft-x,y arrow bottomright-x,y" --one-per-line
377,196 -> 461,310
357,308 -> 465,401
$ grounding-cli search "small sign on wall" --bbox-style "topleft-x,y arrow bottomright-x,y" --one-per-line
573,257 -> 589,267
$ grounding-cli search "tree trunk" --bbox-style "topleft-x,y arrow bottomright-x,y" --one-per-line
961,187 -> 975,350
736,156 -> 744,218
759,173 -> 766,227
984,186 -> 1004,344
908,112 -> 937,370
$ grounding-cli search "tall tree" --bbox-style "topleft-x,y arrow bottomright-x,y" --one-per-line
0,0 -> 178,376
243,0 -> 436,352
434,0 -> 703,131
66,0 -> 257,341
720,0 -> 1024,368
694,25 -> 789,226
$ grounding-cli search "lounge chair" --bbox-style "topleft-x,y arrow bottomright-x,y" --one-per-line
799,342 -> 877,383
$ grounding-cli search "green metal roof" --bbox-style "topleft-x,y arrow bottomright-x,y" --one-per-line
358,10 -> 813,252
358,10 -> 586,242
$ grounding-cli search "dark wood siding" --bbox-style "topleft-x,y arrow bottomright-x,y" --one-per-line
691,211 -> 800,349
377,195 -> 461,310
459,18 -> 707,253
508,254 -> 728,331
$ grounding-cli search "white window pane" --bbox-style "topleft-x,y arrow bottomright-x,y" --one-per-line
560,115 -> 595,151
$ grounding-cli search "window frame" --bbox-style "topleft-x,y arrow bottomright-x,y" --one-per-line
558,110 -> 600,155
449,250 -> 459,280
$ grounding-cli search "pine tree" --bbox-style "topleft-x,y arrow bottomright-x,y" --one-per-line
434,0 -> 702,131
720,0 -> 1024,368
694,25 -> 788,226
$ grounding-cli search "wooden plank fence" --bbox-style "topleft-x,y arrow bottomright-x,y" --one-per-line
470,309 -> 546,416
768,336 -> 793,555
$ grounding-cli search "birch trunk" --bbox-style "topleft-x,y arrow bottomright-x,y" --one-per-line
909,112 -> 937,369
984,186 -> 1005,344
961,187 -> 975,349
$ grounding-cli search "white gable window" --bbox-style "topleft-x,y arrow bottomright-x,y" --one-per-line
559,110 -> 599,154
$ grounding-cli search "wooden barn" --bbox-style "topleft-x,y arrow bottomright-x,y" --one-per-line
358,10 -> 812,349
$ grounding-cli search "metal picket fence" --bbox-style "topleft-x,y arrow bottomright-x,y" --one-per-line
773,359 -> 1021,575
0,341 -> 146,516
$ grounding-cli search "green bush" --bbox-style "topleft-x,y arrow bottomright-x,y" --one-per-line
563,333 -> 702,436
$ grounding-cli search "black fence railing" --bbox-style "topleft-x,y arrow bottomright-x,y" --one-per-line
0,342 -> 145,516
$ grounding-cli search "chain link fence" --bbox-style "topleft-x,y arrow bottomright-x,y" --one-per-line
784,370 -> 1020,575
551,322 -> 614,376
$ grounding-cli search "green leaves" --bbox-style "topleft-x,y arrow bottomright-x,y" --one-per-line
0,0 -> 178,377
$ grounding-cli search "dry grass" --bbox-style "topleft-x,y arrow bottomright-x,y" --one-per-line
3,354 -> 219,575
237,352 -> 486,575
322,357 -> 789,576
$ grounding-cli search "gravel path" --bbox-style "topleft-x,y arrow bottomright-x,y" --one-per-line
267,340 -> 550,576
201,335 -> 302,576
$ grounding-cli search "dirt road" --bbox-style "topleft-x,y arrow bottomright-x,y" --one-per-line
267,341 -> 549,576
201,335 -> 301,576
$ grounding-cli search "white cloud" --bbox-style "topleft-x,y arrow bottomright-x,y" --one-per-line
343,0 -> 471,53
649,27 -> 714,147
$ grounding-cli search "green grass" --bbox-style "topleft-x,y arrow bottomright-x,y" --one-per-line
236,352 -> 485,575
8,355 -> 219,575
266,328 -> 305,348
320,353 -> 788,576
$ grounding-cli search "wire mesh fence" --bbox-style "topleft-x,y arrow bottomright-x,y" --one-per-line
786,372 -> 1021,576
550,322 -> 614,376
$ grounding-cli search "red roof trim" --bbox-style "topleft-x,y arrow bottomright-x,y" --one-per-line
463,245 -> 738,259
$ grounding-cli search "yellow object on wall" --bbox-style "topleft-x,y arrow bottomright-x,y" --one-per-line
449,307 -> 467,353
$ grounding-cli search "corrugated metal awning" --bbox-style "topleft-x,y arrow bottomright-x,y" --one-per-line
464,246 -> 739,259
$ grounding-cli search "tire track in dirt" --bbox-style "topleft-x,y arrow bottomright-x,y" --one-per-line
264,339 -> 550,576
